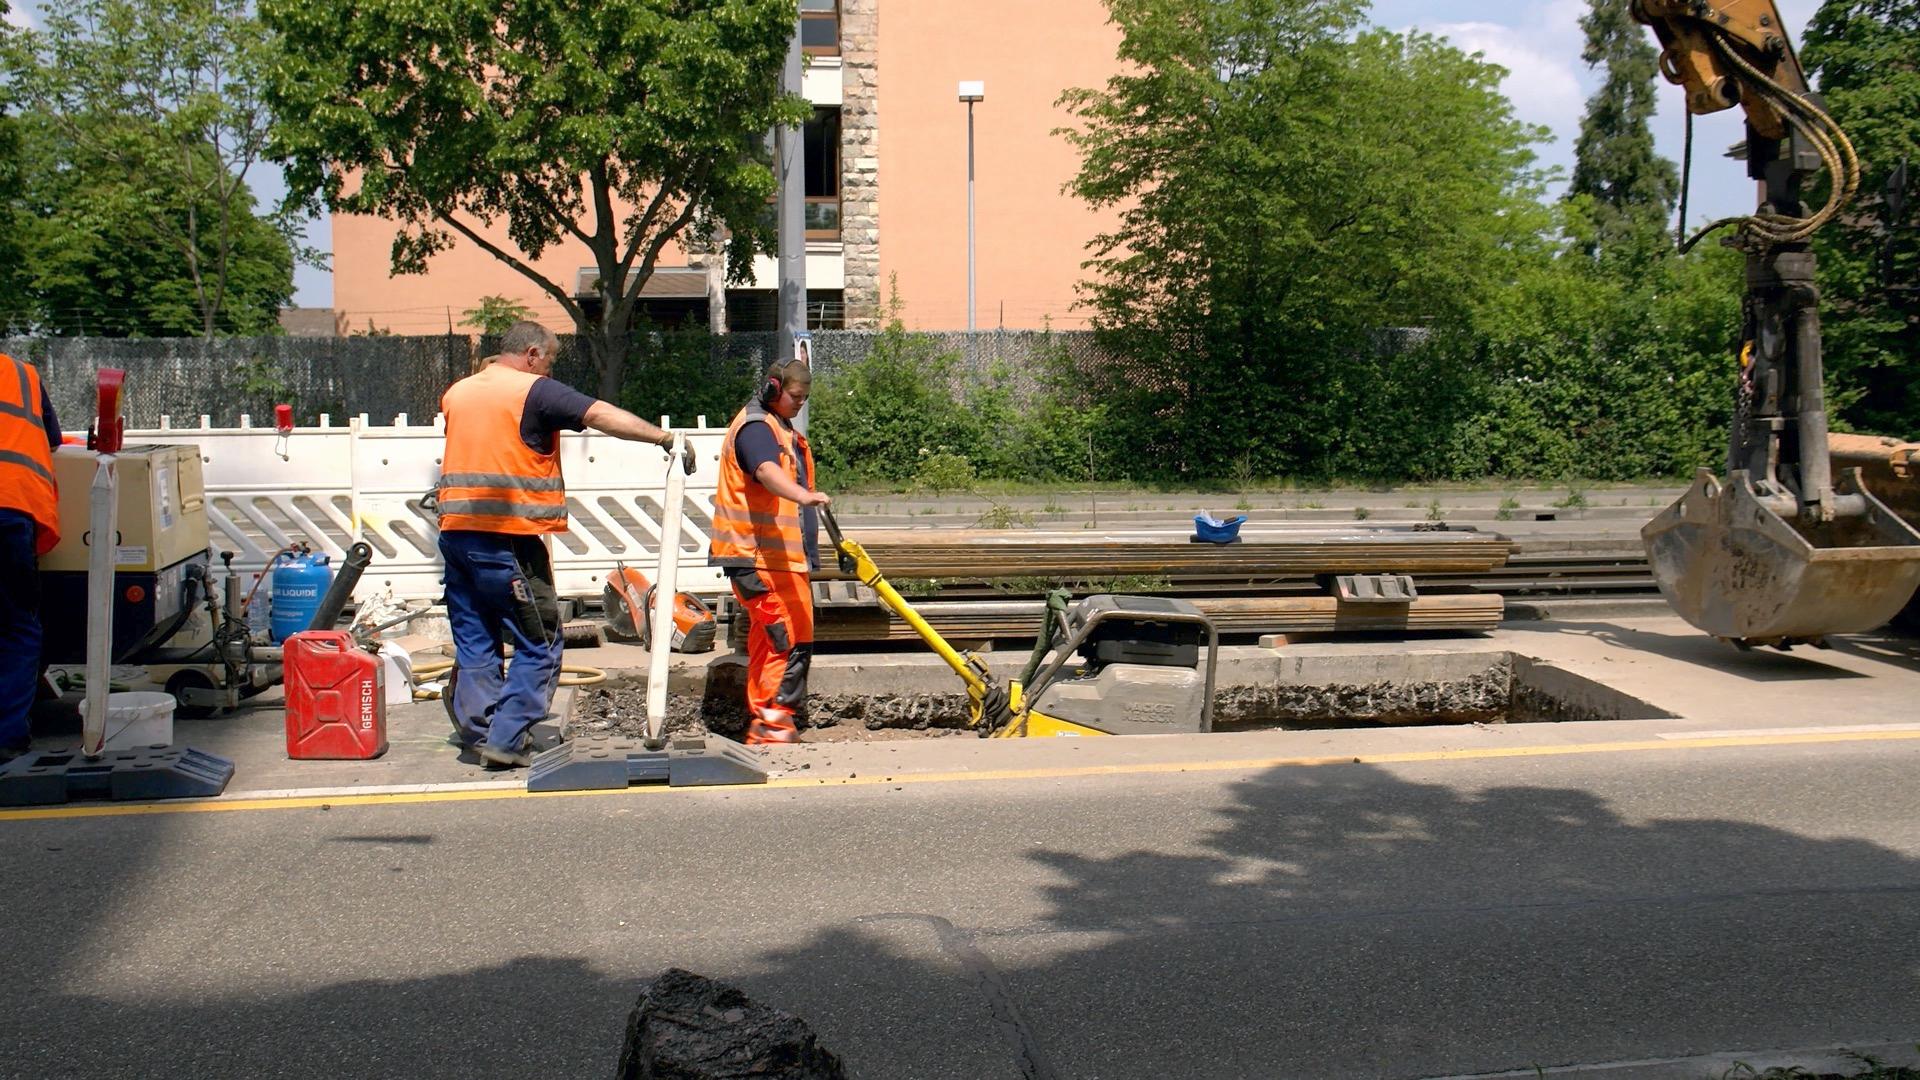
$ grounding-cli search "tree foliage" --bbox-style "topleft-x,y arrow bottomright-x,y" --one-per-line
1565,0 -> 1679,262
265,0 -> 808,398
1059,0 -> 1551,477
0,1 -> 26,327
6,111 -> 292,335
1803,0 -> 1920,439
8,0 -> 299,337
461,295 -> 536,335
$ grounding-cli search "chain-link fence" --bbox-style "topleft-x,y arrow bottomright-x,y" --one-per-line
10,328 -> 1113,428
6,334 -> 477,430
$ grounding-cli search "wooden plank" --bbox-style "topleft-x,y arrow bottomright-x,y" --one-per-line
823,526 -> 1514,579
812,592 -> 1505,643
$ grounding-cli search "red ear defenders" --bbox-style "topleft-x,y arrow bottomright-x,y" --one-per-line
761,375 -> 783,407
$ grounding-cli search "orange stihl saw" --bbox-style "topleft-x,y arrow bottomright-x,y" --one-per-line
603,563 -> 717,654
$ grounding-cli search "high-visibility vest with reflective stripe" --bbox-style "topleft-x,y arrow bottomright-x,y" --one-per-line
436,362 -> 570,535
710,401 -> 816,572
0,353 -> 59,555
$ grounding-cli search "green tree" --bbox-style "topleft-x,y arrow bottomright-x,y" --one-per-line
265,0 -> 808,398
1565,0 -> 1680,262
1059,0 -> 1550,477
10,0 -> 302,337
460,296 -> 536,335
8,110 -> 293,335
1803,0 -> 1920,438
0,1 -> 32,330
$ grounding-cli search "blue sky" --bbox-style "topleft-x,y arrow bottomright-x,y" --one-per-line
8,0 -> 1823,307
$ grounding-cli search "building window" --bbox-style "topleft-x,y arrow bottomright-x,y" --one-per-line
804,106 -> 841,241
801,0 -> 839,56
724,290 -> 845,331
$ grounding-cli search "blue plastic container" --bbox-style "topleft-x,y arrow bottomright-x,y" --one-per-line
270,551 -> 334,643
1193,513 -> 1247,544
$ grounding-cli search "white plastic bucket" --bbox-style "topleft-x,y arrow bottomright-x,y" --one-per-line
82,691 -> 176,751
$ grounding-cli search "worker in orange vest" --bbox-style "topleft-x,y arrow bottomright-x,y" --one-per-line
710,359 -> 832,744
1,353 -> 62,762
437,321 -> 677,769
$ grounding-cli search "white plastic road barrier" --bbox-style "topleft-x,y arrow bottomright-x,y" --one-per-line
130,414 -> 730,603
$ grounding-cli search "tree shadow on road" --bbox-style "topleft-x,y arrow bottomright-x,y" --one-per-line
5,756 -> 1920,1079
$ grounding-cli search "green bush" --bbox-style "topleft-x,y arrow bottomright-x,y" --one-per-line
617,327 -> 761,427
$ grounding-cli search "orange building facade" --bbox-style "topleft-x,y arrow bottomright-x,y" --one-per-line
328,0 -> 1122,335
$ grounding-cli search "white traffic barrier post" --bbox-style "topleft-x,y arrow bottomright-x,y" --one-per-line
81,451 -> 118,758
645,435 -> 689,747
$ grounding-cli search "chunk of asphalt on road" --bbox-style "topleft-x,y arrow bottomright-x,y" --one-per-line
616,968 -> 848,1080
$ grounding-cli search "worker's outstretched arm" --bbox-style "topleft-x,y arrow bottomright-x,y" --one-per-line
755,461 -> 831,507
582,400 -> 673,446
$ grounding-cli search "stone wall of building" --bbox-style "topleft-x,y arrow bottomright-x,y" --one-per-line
840,0 -> 880,328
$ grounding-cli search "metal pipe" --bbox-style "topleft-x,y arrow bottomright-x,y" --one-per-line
966,100 -> 976,333
777,22 -> 805,362
1790,287 -> 1839,518
305,542 -> 373,633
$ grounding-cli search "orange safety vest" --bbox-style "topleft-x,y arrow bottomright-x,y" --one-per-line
436,362 -> 569,535
710,400 -> 816,572
0,353 -> 59,555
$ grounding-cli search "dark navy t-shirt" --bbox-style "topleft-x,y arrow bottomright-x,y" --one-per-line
520,378 -> 596,453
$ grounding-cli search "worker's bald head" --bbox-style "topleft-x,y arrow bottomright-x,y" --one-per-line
499,321 -> 560,375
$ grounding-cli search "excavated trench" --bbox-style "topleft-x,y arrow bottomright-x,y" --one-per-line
566,650 -> 1671,742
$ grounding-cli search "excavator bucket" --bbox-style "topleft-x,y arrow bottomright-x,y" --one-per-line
1643,468 -> 1920,645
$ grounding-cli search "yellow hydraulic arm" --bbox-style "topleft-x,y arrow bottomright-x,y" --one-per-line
819,508 -> 1014,732
1630,0 -> 1857,249
1632,0 -> 1807,137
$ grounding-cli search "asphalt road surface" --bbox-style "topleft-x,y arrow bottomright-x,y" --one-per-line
5,737 -> 1920,1079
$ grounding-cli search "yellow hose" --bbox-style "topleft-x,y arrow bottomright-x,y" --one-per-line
410,657 -> 607,688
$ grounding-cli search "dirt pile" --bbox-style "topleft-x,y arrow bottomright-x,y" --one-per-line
569,656 -> 975,741
616,968 -> 848,1080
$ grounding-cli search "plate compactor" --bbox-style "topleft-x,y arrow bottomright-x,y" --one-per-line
822,508 -> 1219,737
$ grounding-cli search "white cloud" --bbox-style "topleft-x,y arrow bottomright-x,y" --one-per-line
3,2 -> 35,30
1404,0 -> 1829,221
1423,18 -> 1586,133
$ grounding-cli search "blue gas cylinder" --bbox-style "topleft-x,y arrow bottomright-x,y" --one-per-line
270,551 -> 334,643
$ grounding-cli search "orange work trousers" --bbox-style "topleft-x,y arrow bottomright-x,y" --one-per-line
731,568 -> 813,743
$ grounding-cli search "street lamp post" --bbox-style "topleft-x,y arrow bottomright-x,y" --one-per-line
958,81 -> 984,333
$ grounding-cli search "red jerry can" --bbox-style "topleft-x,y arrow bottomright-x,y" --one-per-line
284,631 -> 389,760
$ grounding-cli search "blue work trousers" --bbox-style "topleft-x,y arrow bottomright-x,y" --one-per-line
437,530 -> 563,753
0,510 -> 41,750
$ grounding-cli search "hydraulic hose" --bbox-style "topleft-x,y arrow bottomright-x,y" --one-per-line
409,656 -> 607,688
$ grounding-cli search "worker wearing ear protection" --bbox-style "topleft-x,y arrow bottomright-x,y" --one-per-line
709,359 -> 831,744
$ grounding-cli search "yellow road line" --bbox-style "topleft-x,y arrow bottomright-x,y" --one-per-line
5,728 -> 1919,823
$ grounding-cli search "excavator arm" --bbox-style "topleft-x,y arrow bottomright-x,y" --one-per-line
1633,0 -> 1806,138
1632,1 -> 1920,646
